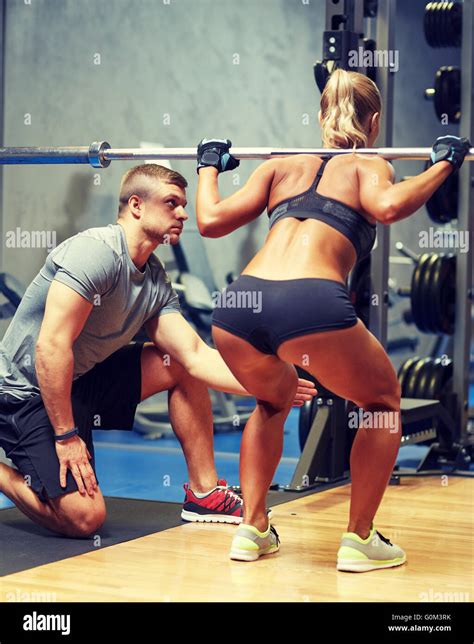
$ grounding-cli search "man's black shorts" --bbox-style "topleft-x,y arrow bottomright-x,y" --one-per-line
0,342 -> 144,502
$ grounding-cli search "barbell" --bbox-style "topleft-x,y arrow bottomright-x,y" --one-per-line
1,142 -> 474,167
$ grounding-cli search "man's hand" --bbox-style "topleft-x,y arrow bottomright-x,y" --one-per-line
55,435 -> 97,496
197,138 -> 240,174
293,377 -> 317,407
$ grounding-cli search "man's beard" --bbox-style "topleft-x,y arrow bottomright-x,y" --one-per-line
141,222 -> 165,243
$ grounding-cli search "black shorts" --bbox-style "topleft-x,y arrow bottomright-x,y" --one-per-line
0,342 -> 144,502
212,275 -> 358,355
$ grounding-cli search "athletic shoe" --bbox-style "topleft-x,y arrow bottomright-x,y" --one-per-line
229,523 -> 280,561
181,479 -> 274,524
181,479 -> 245,524
337,526 -> 406,572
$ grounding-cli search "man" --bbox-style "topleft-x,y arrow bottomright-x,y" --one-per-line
0,163 -> 315,538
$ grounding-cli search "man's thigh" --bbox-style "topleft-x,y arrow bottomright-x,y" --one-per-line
140,342 -> 188,401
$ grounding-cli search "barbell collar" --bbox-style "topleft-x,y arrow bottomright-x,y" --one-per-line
88,141 -> 112,168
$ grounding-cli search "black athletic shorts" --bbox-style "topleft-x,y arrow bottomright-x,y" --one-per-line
212,275 -> 358,355
0,342 -> 144,502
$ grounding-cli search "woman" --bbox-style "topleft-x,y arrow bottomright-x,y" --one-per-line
195,69 -> 470,570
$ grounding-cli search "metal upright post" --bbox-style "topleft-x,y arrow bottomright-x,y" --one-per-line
453,0 -> 474,439
0,0 -> 5,272
369,0 -> 396,347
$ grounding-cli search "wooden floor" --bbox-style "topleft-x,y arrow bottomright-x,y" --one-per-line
2,477 -> 473,602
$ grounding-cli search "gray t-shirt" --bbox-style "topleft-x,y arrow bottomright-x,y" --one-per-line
0,223 -> 180,400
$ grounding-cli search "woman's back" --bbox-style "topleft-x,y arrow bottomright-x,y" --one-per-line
243,153 -> 380,283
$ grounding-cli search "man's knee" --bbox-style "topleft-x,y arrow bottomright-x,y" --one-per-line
53,493 -> 106,538
65,504 -> 106,538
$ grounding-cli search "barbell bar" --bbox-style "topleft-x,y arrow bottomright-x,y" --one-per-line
0,141 -> 474,168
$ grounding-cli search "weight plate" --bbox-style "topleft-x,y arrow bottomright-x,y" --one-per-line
439,255 -> 456,334
398,356 -> 420,397
426,359 -> 445,399
414,358 -> 436,398
433,66 -> 460,123
424,3 -> 432,45
440,358 -> 453,391
411,253 -> 431,332
426,254 -> 443,333
422,253 -> 440,333
425,158 -> 458,223
406,357 -> 432,398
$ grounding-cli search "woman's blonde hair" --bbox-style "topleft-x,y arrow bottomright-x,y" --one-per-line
320,69 -> 382,149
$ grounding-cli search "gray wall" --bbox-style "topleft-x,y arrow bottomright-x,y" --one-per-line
0,0 -> 464,357
1,0 -> 323,288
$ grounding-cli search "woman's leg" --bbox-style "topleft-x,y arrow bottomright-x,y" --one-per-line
278,320 -> 401,539
212,327 -> 298,532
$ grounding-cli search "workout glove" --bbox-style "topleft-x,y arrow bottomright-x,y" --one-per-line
197,139 -> 240,173
430,135 -> 471,172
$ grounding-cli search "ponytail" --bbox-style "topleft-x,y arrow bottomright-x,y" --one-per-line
320,69 -> 382,149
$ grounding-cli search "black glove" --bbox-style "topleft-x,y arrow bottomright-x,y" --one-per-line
430,135 -> 471,172
197,139 -> 240,173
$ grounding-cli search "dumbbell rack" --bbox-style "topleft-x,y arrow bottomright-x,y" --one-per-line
287,0 -> 473,492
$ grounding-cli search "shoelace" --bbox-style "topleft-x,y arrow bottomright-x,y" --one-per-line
217,485 -> 242,505
270,525 -> 280,546
376,530 -> 393,546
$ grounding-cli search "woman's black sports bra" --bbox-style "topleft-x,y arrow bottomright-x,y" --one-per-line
267,156 -> 377,260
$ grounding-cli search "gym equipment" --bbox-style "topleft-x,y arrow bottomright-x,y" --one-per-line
348,257 -> 371,327
1,144 -> 474,166
424,66 -> 461,123
290,0 -> 473,492
424,160 -> 459,223
0,273 -> 25,320
395,244 -> 456,335
399,356 -> 453,401
400,159 -> 459,228
424,1 -> 462,48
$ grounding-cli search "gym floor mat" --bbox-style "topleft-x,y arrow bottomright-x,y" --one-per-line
0,496 -> 183,576
0,485 -> 339,576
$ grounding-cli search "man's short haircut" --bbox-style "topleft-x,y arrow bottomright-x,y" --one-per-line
118,164 -> 188,216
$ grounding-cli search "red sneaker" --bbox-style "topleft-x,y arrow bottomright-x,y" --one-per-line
181,479 -> 243,524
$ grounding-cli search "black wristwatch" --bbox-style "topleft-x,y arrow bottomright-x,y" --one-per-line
54,427 -> 79,441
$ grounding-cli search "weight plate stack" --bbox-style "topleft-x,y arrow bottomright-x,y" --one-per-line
398,356 -> 454,402
424,2 -> 462,48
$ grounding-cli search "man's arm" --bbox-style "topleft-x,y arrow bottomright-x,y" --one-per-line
36,280 -> 97,495
145,312 -> 249,395
145,313 -> 317,404
36,280 -> 93,432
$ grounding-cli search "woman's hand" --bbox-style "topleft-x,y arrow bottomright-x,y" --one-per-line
197,138 -> 240,173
